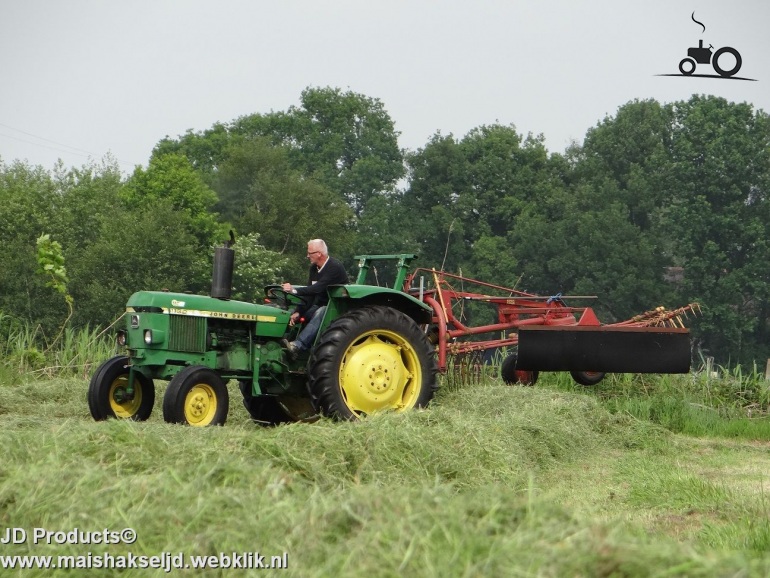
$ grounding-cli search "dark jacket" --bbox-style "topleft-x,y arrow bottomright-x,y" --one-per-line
294,256 -> 348,316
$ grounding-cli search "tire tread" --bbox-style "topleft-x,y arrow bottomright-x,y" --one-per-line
308,306 -> 437,420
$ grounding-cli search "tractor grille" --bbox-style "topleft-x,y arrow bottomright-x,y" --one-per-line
169,315 -> 207,353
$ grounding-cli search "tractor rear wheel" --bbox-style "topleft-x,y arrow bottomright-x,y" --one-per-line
308,306 -> 438,420
500,353 -> 539,386
88,355 -> 155,421
163,366 -> 229,426
570,370 -> 605,386
712,46 -> 741,77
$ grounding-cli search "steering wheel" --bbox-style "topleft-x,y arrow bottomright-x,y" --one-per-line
264,285 -> 290,309
264,285 -> 308,310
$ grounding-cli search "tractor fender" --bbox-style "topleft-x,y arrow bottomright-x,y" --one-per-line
325,285 -> 432,326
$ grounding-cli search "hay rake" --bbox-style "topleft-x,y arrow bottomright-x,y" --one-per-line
381,257 -> 699,387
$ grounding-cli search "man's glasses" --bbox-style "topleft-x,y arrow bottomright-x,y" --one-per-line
307,251 -> 321,256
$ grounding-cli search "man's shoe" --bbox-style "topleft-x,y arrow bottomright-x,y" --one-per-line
282,339 -> 299,359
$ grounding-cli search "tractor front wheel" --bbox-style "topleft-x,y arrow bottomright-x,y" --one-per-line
88,355 -> 155,421
163,366 -> 229,426
679,57 -> 696,75
308,306 -> 438,420
500,353 -> 539,386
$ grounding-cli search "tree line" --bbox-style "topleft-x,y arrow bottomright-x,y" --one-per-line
1,87 -> 768,366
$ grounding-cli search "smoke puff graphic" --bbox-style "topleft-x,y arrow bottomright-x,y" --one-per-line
691,12 -> 706,34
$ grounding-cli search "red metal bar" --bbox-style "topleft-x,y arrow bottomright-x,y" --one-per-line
408,268 -> 539,298
422,296 -> 448,372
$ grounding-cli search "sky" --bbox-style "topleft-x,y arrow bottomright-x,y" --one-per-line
1,0 -> 768,175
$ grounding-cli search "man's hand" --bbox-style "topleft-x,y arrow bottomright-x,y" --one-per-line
289,311 -> 300,326
281,282 -> 292,292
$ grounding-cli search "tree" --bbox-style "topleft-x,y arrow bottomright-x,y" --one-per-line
36,234 -> 74,348
355,192 -> 421,258
563,95 -> 770,363
121,153 -> 226,251
231,86 -> 405,216
155,87 -> 406,218
49,159 -> 125,252
655,96 -> 770,364
229,233 -> 289,302
150,86 -> 404,264
457,126 -> 554,239
152,122 -> 234,175
577,99 -> 673,230
70,200 -> 210,328
547,100 -> 677,320
402,133 -> 472,271
0,160 -> 66,333
211,139 -> 355,277
402,126 -> 568,278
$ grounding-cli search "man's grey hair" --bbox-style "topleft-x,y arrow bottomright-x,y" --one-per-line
308,239 -> 328,256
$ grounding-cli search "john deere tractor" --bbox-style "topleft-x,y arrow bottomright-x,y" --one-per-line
88,249 -> 437,426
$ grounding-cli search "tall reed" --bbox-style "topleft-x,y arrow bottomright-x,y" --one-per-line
0,315 -> 117,379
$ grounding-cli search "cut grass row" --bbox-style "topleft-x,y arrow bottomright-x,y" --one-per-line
1,372 -> 770,576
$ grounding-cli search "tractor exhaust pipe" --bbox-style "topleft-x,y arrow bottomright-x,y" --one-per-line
516,325 -> 691,374
211,246 -> 235,300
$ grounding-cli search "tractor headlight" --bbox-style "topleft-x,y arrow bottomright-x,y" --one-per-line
116,330 -> 127,347
143,329 -> 166,345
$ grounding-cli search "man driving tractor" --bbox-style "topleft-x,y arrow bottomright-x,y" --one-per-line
281,238 -> 348,356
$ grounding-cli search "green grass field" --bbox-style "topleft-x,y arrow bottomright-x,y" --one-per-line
2,363 -> 770,577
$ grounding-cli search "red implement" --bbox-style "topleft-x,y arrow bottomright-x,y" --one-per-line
403,266 -> 698,377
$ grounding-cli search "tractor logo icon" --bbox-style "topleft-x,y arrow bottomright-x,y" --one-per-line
657,12 -> 756,81
679,39 -> 741,77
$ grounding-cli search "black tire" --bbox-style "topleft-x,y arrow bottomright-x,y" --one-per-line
570,370 -> 606,386
162,366 -> 229,426
712,46 -> 741,77
679,57 -> 696,75
308,305 -> 438,420
239,381 -> 294,426
500,353 -> 539,386
88,355 -> 155,421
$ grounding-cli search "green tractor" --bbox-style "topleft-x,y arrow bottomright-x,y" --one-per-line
88,250 -> 437,426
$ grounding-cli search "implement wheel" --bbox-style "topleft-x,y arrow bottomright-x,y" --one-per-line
163,366 -> 229,426
88,355 -> 155,421
500,354 -> 539,386
570,370 -> 605,386
308,306 -> 438,420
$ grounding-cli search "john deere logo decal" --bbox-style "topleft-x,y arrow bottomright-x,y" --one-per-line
657,12 -> 756,81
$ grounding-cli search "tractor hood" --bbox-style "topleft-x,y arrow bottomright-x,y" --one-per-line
126,291 -> 290,326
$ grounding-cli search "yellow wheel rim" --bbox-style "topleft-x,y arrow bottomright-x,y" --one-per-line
339,330 -> 422,415
109,376 -> 142,419
184,383 -> 218,426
